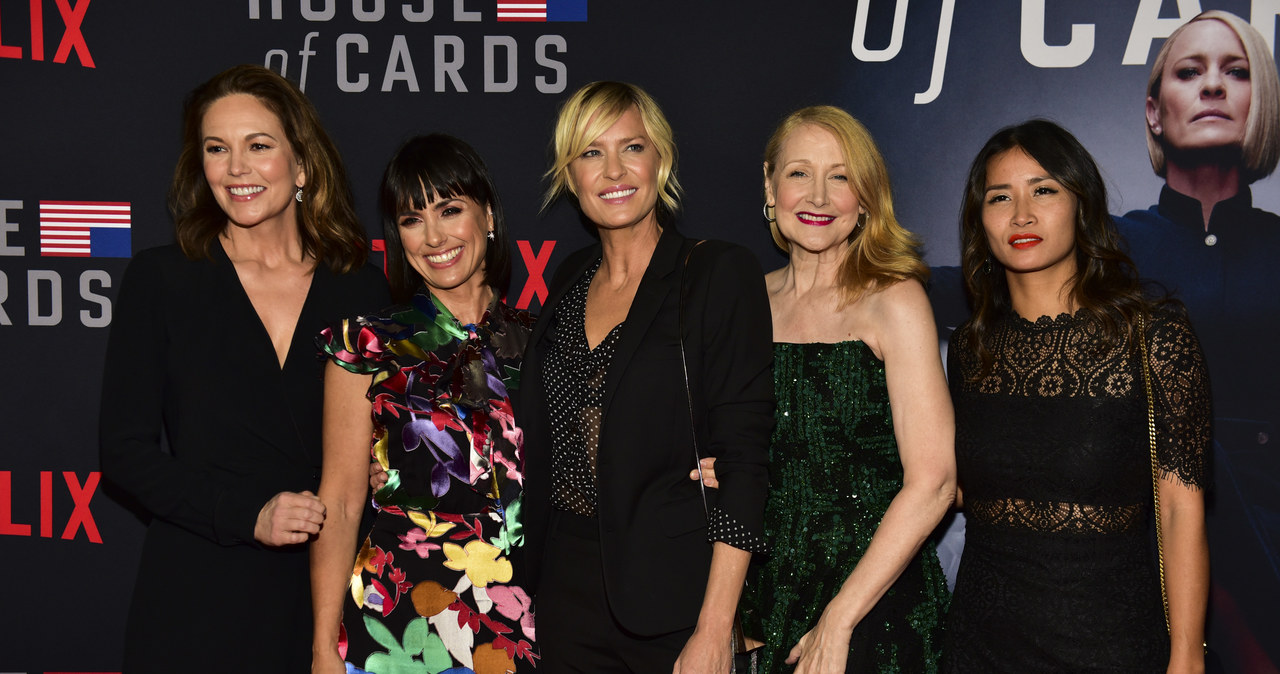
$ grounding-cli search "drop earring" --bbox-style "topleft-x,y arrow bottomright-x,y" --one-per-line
295,187 -> 303,202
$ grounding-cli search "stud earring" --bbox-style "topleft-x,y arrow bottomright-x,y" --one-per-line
487,231 -> 495,241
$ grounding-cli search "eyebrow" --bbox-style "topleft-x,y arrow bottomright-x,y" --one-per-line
1173,52 -> 1248,63
985,176 -> 1054,192
202,132 -> 280,144
782,159 -> 846,169
587,134 -> 647,147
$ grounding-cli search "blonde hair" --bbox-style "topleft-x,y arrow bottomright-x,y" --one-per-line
763,106 -> 927,304
543,81 -> 682,221
1146,10 -> 1280,183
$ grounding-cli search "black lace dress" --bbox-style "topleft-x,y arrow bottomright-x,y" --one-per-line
944,309 -> 1209,673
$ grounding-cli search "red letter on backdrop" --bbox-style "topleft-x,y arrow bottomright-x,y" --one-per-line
0,3 -> 23,59
0,472 -> 31,536
62,471 -> 102,543
40,470 -> 53,537
29,0 -> 43,60
53,0 -> 93,67
516,240 -> 555,310
372,239 -> 388,275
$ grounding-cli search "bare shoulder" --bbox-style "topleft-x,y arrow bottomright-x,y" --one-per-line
859,279 -> 936,356
864,279 -> 932,328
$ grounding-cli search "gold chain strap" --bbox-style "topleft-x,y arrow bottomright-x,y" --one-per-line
1138,314 -> 1170,634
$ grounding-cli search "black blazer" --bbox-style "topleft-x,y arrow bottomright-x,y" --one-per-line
99,243 -> 389,669
522,227 -> 774,636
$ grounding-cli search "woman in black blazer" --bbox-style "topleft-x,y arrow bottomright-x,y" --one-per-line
522,81 -> 775,672
98,65 -> 388,671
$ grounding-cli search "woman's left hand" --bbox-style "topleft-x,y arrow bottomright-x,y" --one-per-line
254,490 -> 325,547
785,611 -> 851,674
673,625 -> 732,674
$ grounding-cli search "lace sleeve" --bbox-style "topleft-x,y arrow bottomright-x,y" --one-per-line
1146,309 -> 1210,489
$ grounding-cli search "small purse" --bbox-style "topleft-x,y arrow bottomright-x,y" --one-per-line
677,240 -> 762,674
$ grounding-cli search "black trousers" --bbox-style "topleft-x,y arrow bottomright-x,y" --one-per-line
537,511 -> 695,673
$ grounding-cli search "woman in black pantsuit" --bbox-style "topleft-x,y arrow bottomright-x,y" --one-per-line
521,81 -> 775,673
99,65 -> 388,672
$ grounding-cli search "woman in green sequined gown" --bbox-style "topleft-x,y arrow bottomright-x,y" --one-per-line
734,107 -> 956,673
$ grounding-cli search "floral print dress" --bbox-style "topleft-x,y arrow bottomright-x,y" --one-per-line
319,289 -> 538,674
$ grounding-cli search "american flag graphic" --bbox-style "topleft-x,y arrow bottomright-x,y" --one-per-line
496,0 -> 587,22
39,201 -> 132,258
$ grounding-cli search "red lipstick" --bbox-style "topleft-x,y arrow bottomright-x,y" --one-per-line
1009,233 -> 1042,249
795,211 -> 835,226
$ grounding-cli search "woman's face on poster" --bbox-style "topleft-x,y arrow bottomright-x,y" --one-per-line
1147,19 -> 1252,156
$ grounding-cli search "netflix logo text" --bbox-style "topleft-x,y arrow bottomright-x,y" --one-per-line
0,470 -> 103,544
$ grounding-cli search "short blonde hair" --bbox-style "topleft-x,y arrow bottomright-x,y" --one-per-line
543,81 -> 682,221
763,105 -> 927,303
1146,10 -> 1280,183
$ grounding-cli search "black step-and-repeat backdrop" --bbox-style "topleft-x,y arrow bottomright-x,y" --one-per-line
2,1 -> 1277,671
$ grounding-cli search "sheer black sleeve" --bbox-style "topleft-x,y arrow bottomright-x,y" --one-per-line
1145,309 -> 1210,489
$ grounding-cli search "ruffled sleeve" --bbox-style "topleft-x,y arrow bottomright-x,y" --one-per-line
1146,308 -> 1211,489
317,316 -> 391,375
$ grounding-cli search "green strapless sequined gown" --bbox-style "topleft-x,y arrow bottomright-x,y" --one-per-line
740,341 -> 949,673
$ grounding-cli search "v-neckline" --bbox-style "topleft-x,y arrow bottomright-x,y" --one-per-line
217,239 -> 318,373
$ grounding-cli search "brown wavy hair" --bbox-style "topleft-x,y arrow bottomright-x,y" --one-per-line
168,64 -> 367,272
763,105 -> 927,304
959,120 -> 1152,375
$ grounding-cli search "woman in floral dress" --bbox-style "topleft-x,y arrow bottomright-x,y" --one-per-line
311,134 -> 538,674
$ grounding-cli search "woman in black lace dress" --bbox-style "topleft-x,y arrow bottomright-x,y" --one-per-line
944,120 -> 1210,673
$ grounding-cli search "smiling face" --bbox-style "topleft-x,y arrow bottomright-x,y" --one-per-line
766,123 -> 864,258
397,191 -> 493,299
982,148 -> 1079,284
1148,19 -> 1252,155
201,93 -> 305,231
567,105 -> 661,232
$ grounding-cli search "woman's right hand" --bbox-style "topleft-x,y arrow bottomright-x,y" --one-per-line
688,457 -> 719,488
370,460 -> 388,491
254,490 -> 325,547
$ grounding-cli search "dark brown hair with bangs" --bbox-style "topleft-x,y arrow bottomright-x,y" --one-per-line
379,134 -> 511,303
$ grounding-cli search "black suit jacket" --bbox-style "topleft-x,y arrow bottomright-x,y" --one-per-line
522,227 -> 774,636
99,243 -> 389,669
